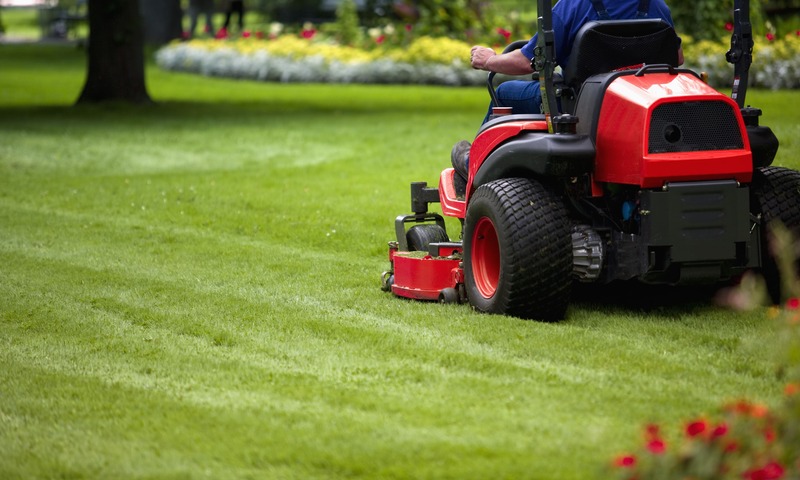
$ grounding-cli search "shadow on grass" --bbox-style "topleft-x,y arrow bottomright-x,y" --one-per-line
571,280 -> 724,316
0,96 -> 476,128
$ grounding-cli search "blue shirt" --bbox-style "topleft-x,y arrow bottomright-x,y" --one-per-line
520,0 -> 676,68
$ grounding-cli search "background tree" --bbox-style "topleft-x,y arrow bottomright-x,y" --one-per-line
139,0 -> 182,44
78,0 -> 151,104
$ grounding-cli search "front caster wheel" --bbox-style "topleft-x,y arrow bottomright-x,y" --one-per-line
439,287 -> 459,304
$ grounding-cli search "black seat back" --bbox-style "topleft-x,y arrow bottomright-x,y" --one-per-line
563,19 -> 680,97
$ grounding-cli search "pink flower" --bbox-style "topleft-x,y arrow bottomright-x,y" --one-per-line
242,30 -> 251,38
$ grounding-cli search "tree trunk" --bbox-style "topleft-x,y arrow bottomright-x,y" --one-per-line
77,0 -> 151,104
139,0 -> 183,45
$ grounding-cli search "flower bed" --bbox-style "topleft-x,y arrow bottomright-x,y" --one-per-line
155,35 -> 486,87
611,225 -> 800,480
156,30 -> 800,89
683,32 -> 800,90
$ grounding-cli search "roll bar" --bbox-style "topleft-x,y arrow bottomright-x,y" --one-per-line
534,0 -> 560,132
726,0 -> 753,108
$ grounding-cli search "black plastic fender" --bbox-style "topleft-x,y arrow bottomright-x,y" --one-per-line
473,132 -> 595,188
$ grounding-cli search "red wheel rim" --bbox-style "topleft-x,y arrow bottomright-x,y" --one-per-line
472,216 -> 500,299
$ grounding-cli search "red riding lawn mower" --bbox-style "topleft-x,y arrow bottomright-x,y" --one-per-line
382,0 -> 800,321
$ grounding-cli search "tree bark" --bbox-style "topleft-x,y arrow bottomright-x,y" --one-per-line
77,0 -> 151,104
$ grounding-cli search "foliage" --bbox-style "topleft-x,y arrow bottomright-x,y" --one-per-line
610,226 -> 800,479
409,0 -> 484,40
682,31 -> 800,90
670,0 -> 766,41
330,0 -> 362,46
611,396 -> 800,480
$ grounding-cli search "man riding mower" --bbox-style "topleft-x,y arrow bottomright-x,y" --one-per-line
382,0 -> 800,321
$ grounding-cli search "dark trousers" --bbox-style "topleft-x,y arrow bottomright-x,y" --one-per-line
223,0 -> 244,30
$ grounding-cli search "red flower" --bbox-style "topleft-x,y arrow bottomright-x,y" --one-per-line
301,29 -> 317,39
751,403 -> 769,418
764,427 -> 776,443
613,454 -> 637,468
711,423 -> 729,438
242,30 -> 251,38
727,400 -> 769,418
786,297 -> 800,310
496,27 -> 512,40
766,32 -> 776,42
686,419 -> 708,438
375,35 -> 386,45
725,22 -> 734,31
646,439 -> 666,454
744,461 -> 785,480
405,23 -> 413,32
255,31 -> 265,40
785,383 -> 800,396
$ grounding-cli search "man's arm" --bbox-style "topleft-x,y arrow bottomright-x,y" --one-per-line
470,46 -> 534,75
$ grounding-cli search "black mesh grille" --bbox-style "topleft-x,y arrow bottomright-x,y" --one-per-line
648,101 -> 744,153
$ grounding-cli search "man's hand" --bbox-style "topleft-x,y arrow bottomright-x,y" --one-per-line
470,46 -> 535,75
470,46 -> 496,71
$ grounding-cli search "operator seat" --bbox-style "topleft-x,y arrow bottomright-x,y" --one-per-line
560,19 -> 681,112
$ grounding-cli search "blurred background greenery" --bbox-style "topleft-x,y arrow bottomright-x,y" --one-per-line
1,0 -> 798,45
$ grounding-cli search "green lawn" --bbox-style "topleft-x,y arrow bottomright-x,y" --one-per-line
1,43 -> 798,479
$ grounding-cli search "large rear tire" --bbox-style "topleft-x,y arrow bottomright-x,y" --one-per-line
751,166 -> 800,303
463,178 -> 572,321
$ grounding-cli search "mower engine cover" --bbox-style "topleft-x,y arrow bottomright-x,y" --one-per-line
579,69 -> 753,188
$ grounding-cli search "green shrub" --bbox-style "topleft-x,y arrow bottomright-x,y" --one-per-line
331,0 -> 361,46
683,32 -> 800,89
